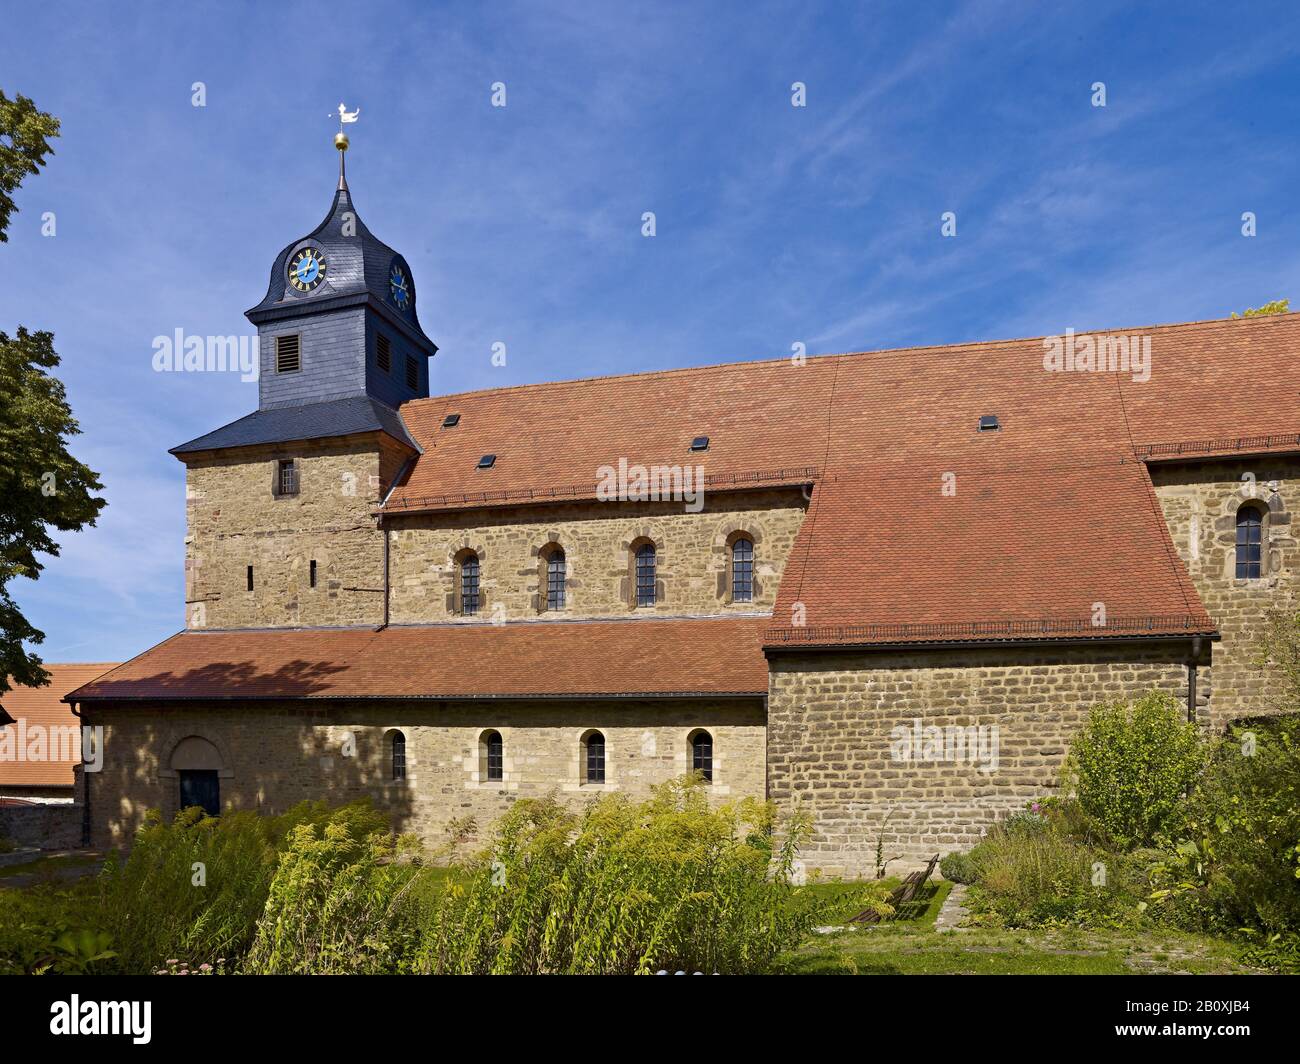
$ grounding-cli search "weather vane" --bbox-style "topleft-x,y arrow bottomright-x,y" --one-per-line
330,102 -> 360,188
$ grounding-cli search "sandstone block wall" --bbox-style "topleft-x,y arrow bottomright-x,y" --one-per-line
386,489 -> 807,623
766,642 -> 1192,876
1151,457 -> 1297,726
82,699 -> 766,851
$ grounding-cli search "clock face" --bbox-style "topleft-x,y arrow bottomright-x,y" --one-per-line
288,246 -> 327,292
389,262 -> 411,311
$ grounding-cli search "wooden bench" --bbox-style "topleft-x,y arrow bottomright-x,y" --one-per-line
848,853 -> 940,924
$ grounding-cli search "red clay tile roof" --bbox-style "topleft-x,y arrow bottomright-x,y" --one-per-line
384,313 -> 1300,514
1,664 -> 118,787
377,313 -> 1295,648
64,619 -> 769,702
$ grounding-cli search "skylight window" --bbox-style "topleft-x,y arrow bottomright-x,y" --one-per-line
442,413 -> 461,428
690,435 -> 710,451
477,454 -> 496,469
978,415 -> 1000,432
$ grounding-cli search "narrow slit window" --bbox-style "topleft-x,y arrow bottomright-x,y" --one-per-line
584,731 -> 605,784
546,549 -> 566,611
376,333 -> 391,372
1235,505 -> 1264,579
731,537 -> 754,602
635,542 -> 656,607
246,565 -> 254,592
309,559 -> 317,588
460,553 -> 480,616
690,730 -> 713,782
391,732 -> 406,781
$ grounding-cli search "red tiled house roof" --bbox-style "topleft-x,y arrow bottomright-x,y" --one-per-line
1,664 -> 118,786
75,313 -> 1299,701
66,619 -> 769,703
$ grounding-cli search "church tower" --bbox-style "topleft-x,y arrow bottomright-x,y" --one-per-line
170,125 -> 425,631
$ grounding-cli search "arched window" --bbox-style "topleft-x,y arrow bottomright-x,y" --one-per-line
689,729 -> 713,783
480,730 -> 503,782
459,552 -> 481,616
390,730 -> 407,781
543,546 -> 566,611
583,730 -> 605,784
635,542 -> 656,607
1235,504 -> 1264,579
731,536 -> 754,602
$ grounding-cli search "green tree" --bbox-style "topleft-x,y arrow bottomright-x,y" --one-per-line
1231,298 -> 1290,319
0,91 -> 59,242
0,93 -> 104,701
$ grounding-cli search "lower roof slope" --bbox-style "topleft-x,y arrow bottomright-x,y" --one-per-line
65,618 -> 769,703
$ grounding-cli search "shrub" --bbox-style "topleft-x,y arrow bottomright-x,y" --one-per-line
1064,692 -> 1205,849
95,799 -> 388,973
1148,715 -> 1300,951
939,852 -> 976,884
243,820 -> 422,974
962,812 -> 1148,928
415,778 -> 817,974
0,886 -> 116,975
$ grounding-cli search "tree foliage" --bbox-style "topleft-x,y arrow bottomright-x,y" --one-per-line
1231,298 -> 1289,318
0,90 -> 59,242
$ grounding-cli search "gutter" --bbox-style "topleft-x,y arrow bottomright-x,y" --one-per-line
69,700 -> 90,847
763,631 -> 1221,655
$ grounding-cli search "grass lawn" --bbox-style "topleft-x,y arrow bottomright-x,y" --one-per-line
778,879 -> 1264,975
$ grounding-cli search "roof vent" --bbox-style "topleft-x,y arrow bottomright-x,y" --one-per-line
978,415 -> 1000,432
477,454 -> 496,469
689,435 -> 710,452
442,413 -> 460,428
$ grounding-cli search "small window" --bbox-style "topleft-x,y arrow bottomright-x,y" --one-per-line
390,731 -> 406,781
481,730 -> 503,782
277,458 -> 298,496
731,536 -> 753,603
246,565 -> 254,592
309,559 -> 317,588
978,414 -> 1000,432
545,547 -> 566,611
460,552 -> 480,616
690,730 -> 713,783
635,542 -> 656,607
1236,504 -> 1264,579
275,334 -> 301,374
477,454 -> 496,469
376,333 -> 391,372
690,435 -> 710,451
583,731 -> 605,784
442,413 -> 461,428
405,355 -> 418,389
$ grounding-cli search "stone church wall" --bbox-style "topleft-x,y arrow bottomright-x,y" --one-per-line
81,698 -> 766,851
386,488 -> 807,622
1150,456 -> 1298,727
766,641 -> 1192,876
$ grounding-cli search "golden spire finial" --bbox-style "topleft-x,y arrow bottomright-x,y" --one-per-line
331,103 -> 360,190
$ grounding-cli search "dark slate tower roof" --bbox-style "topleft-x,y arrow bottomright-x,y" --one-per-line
245,175 -> 434,355
171,138 -> 432,459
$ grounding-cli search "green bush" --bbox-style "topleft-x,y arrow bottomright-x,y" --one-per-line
415,778 -> 818,974
1064,692 -> 1205,849
243,820 -> 422,974
939,852 -> 976,884
1148,715 -> 1300,954
95,799 -> 388,973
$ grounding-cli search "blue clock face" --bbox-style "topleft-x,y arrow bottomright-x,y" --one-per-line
288,246 -> 326,291
389,262 -> 411,311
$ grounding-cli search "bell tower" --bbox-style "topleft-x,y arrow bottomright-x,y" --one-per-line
172,119 -> 433,456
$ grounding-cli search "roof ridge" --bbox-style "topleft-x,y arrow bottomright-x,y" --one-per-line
403,312 -> 1297,408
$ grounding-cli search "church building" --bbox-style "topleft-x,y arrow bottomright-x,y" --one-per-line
67,136 -> 1298,875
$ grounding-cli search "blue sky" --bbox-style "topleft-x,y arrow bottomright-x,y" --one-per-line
1,0 -> 1298,663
